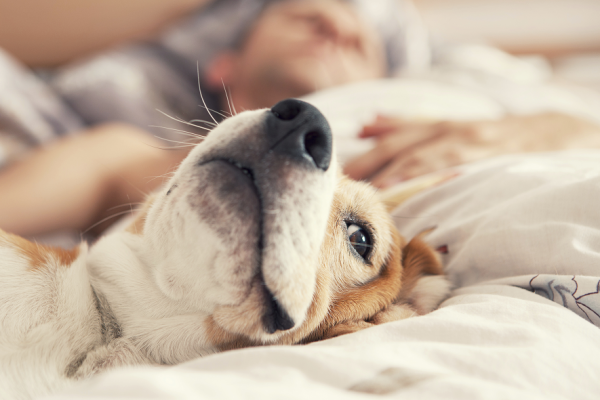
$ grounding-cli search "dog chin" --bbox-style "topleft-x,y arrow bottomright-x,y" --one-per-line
211,275 -> 295,342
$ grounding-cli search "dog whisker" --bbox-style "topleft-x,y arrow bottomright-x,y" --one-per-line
149,125 -> 206,139
228,86 -> 237,115
153,136 -> 202,147
145,171 -> 177,184
121,177 -> 151,199
83,209 -> 140,234
106,202 -> 145,212
156,109 -> 212,132
144,143 -> 197,151
197,61 -> 219,125
188,119 -> 217,128
155,109 -> 213,132
222,78 -> 234,117
197,105 -> 229,120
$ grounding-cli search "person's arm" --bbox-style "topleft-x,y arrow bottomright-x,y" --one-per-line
0,0 -> 211,67
344,113 -> 600,188
0,123 -> 189,237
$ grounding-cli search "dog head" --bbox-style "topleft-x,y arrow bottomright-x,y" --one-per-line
139,99 -> 444,348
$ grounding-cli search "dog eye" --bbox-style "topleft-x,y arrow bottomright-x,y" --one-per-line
347,223 -> 371,260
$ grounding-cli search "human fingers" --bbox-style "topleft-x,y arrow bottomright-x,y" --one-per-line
345,124 -> 450,181
369,157 -> 418,188
359,116 -> 439,139
343,140 -> 398,181
369,138 -> 465,188
359,114 -> 422,138
359,120 -> 403,138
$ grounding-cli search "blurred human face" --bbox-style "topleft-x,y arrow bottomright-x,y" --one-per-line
231,0 -> 386,108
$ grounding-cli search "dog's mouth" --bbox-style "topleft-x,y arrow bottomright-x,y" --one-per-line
200,158 -> 297,334
199,158 -> 255,183
259,271 -> 296,333
197,158 -> 260,206
220,158 -> 256,183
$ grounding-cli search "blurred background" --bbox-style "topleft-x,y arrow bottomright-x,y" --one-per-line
2,0 -> 599,67
2,0 -> 599,93
416,0 -> 600,90
0,0 -> 599,242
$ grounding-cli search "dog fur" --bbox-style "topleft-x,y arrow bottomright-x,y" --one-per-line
0,104 -> 450,399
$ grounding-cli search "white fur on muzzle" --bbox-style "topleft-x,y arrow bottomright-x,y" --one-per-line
142,99 -> 337,340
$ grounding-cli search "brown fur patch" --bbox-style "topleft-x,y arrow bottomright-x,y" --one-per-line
395,231 -> 443,307
0,229 -> 80,270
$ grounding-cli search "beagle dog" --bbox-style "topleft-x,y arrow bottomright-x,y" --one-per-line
0,99 -> 450,399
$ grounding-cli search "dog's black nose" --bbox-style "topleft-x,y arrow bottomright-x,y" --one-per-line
268,99 -> 332,171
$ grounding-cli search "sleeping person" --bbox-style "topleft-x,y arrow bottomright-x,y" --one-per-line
0,0 -> 599,238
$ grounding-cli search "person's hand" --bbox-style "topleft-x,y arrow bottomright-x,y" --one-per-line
343,115 -> 499,188
343,113 -> 600,188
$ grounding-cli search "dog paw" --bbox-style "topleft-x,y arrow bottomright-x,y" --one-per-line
368,303 -> 417,325
409,275 -> 452,314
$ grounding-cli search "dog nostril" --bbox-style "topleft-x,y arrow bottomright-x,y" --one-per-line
303,130 -> 329,171
271,99 -> 302,121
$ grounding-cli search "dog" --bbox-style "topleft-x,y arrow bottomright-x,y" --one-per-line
0,99 -> 450,399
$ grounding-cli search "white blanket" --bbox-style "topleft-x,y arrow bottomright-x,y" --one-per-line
44,285 -> 600,399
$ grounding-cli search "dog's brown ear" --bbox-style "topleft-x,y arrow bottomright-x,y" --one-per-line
367,230 -> 449,325
394,231 -> 450,315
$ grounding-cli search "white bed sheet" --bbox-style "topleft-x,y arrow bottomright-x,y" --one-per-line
43,284 -> 600,400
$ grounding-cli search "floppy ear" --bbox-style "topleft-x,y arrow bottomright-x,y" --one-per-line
394,231 -> 450,314
369,230 -> 450,325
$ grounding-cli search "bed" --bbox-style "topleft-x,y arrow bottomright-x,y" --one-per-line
1,0 -> 600,397
35,61 -> 600,398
